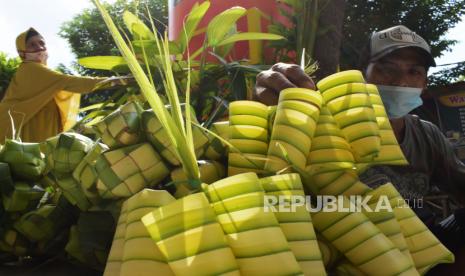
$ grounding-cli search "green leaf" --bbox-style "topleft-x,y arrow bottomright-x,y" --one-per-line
132,40 -> 182,55
231,69 -> 247,101
280,0 -> 303,10
176,1 -> 211,54
78,56 -> 128,72
79,103 -> 113,113
206,7 -> 246,47
123,11 -> 155,40
94,0 -> 200,181
169,41 -> 183,55
132,40 -> 159,55
81,110 -> 112,124
211,24 -> 236,58
217,32 -> 285,46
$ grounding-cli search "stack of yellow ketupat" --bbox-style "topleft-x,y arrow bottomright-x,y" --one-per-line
92,0 -> 454,274
93,68 -> 455,275
228,101 -> 270,176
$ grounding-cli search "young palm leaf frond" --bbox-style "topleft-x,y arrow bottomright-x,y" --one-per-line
93,0 -> 200,181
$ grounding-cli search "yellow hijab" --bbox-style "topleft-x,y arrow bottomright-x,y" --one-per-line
0,28 -> 103,143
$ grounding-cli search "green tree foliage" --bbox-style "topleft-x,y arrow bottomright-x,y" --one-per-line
429,62 -> 465,86
59,0 -> 167,108
59,0 -> 167,76
61,0 -> 465,88
341,0 -> 465,83
0,52 -> 21,101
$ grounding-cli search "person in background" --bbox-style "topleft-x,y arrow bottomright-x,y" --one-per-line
254,25 -> 465,274
0,27 -> 121,143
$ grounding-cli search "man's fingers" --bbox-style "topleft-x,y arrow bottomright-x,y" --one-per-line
256,70 -> 296,92
254,63 -> 318,105
271,63 -> 316,90
254,86 -> 279,106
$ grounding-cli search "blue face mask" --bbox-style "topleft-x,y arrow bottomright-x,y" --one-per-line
377,85 -> 423,119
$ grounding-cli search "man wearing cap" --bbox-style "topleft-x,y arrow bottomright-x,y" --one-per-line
255,25 -> 465,272
0,28 -> 120,143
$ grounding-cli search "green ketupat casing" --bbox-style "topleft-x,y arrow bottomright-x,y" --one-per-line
260,174 -> 326,275
170,160 -> 225,199
228,101 -> 269,176
366,183 -> 454,275
142,108 -> 209,166
265,88 -> 322,174
142,192 -> 240,275
91,0 -> 452,274
72,142 -> 109,204
317,71 -> 381,163
95,143 -> 169,199
43,132 -> 94,176
312,196 -> 418,275
202,173 -> 302,275
93,101 -> 144,149
120,189 -> 175,276
355,84 -> 408,173
104,189 -> 176,276
0,139 -> 46,181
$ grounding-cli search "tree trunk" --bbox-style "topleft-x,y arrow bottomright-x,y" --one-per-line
313,0 -> 347,81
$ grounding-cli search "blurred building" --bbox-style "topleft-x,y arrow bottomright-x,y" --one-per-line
416,81 -> 465,160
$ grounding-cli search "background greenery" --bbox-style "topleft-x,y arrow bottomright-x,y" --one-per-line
57,0 -> 167,108
2,0 -> 465,105
58,0 -> 465,85
0,53 -> 21,101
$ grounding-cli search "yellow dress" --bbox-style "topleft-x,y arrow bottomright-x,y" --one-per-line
0,61 -> 103,143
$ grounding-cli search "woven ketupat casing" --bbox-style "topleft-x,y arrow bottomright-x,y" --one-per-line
72,142 -> 109,204
0,229 -> 31,256
2,182 -> 45,212
228,101 -> 270,176
120,189 -> 175,276
259,174 -> 326,275
14,196 -> 76,244
94,101 -> 144,149
142,192 -> 240,276
104,200 -> 128,276
202,172 -> 302,275
306,106 -> 355,176
367,183 -> 454,274
0,139 -> 46,181
65,211 -> 116,270
204,121 -> 229,161
265,89 -> 322,174
141,110 -> 208,166
43,132 -> 94,176
0,162 -> 14,195
95,143 -> 169,199
170,160 -> 226,199
14,205 -> 56,242
355,84 -> 408,172
312,196 -> 417,275
56,176 -> 92,211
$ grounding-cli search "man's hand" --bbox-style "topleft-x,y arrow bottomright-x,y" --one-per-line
254,63 -> 316,105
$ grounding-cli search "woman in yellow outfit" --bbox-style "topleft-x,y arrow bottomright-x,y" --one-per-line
0,27 -> 115,143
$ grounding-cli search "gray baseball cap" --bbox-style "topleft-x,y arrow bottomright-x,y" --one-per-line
370,25 -> 436,67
